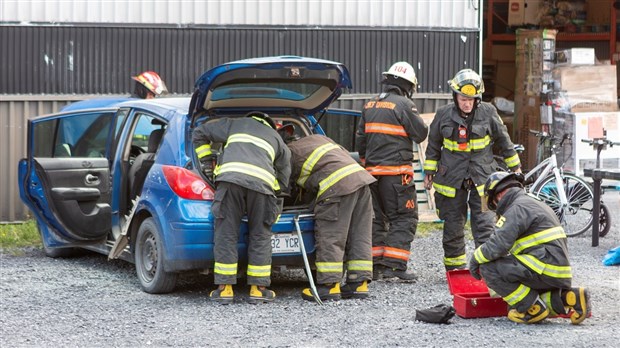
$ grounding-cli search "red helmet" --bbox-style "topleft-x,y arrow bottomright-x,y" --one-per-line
132,71 -> 168,96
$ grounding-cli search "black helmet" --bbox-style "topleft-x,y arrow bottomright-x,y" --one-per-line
245,111 -> 276,129
484,172 -> 524,210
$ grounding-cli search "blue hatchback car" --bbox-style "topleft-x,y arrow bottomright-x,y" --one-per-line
18,56 -> 354,293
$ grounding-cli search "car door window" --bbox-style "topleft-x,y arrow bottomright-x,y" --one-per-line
33,112 -> 115,158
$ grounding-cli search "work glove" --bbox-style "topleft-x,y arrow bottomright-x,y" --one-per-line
468,256 -> 481,280
415,304 -> 456,324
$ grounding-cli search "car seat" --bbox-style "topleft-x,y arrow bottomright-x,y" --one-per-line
129,128 -> 164,198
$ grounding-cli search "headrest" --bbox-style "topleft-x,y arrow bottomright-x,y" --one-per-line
148,129 -> 164,153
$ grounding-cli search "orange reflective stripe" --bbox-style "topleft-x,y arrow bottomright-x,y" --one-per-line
365,123 -> 407,137
383,246 -> 410,261
372,246 -> 385,257
366,165 -> 414,176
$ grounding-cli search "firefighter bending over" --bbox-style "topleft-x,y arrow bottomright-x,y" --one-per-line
424,69 -> 521,271
193,112 -> 291,304
279,126 -> 376,301
469,172 -> 591,325
356,61 -> 428,281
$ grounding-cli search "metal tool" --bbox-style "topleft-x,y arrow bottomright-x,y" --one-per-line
293,214 -> 322,305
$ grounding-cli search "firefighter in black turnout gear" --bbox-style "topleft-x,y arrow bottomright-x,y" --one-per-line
193,112 -> 291,304
356,61 -> 428,281
424,69 -> 521,271
469,172 -> 591,325
279,126 -> 376,301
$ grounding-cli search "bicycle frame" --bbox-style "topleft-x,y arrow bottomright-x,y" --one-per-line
524,151 -> 569,210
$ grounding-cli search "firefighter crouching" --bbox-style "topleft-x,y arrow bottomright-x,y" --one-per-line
355,61 -> 429,281
193,112 -> 291,304
423,69 -> 521,271
469,172 -> 591,325
279,125 -> 376,301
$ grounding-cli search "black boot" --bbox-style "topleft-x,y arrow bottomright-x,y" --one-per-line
341,281 -> 369,299
383,268 -> 418,282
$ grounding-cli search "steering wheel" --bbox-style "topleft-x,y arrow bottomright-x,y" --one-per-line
129,145 -> 146,165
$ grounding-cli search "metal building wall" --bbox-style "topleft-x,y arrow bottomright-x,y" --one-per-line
0,25 -> 479,95
1,0 -> 481,29
0,93 -> 450,222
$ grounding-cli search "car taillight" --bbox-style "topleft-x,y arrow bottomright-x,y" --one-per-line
162,165 -> 215,200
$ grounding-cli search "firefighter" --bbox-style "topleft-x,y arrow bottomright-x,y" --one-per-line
355,61 -> 429,281
423,69 -> 521,271
469,172 -> 591,325
278,126 -> 376,301
192,112 -> 291,304
131,71 -> 168,99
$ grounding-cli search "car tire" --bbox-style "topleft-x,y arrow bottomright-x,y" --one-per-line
134,217 -> 178,294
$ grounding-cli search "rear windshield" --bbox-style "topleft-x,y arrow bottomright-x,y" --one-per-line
211,83 -> 324,102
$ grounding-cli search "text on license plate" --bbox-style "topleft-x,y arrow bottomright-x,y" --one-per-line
271,233 -> 300,254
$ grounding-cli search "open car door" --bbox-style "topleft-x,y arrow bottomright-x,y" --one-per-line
18,109 -> 119,248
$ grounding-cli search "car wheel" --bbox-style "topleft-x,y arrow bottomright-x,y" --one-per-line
134,217 -> 178,294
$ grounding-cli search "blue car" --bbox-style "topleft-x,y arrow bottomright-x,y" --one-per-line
18,56 -> 354,293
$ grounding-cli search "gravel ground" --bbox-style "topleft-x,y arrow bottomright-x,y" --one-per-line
1,193 -> 619,348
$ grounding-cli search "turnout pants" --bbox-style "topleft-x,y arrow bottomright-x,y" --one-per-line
435,185 -> 494,269
313,186 -> 373,284
211,182 -> 279,286
370,174 -> 418,271
480,256 -> 570,314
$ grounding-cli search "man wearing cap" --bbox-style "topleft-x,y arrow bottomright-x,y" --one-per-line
423,69 -> 521,271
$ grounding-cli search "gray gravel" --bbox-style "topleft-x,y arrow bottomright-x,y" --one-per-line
1,192 -> 619,347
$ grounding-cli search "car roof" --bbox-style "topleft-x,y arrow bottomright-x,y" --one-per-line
57,97 -> 191,121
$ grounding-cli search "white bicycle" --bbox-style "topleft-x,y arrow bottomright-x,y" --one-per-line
513,131 -> 599,237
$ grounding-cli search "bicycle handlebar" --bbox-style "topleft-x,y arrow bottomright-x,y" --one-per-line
581,138 -> 620,147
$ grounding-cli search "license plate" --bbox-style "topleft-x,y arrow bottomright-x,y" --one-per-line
271,233 -> 300,254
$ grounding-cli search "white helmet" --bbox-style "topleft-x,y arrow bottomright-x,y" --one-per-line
383,61 -> 418,87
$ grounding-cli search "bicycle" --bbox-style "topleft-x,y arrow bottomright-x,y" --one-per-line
496,130 -> 606,237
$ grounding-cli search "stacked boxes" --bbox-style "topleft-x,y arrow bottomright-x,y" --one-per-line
514,29 -> 557,169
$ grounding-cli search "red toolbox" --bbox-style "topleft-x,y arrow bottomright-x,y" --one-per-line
446,269 -> 509,318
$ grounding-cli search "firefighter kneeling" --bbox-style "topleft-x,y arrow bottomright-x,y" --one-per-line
468,172 -> 591,325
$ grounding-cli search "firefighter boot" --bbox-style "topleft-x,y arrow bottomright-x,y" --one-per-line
507,297 -> 549,324
248,285 -> 276,304
302,283 -> 341,302
210,284 -> 234,304
372,265 -> 384,281
562,287 -> 591,325
382,268 -> 418,282
341,281 -> 369,299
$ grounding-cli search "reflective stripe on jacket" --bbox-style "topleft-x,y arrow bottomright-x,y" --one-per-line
473,188 -> 572,281
423,102 -> 520,197
192,117 -> 291,195
355,87 -> 428,176
288,135 -> 376,202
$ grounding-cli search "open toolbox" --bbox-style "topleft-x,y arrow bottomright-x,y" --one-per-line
446,269 -> 508,318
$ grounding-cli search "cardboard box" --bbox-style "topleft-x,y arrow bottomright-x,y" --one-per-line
553,65 -> 618,112
555,48 -> 596,66
508,0 -> 543,26
446,270 -> 508,318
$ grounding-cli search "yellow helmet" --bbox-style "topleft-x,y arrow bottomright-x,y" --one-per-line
448,69 -> 484,98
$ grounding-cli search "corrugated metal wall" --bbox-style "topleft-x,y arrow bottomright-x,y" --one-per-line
0,94 -> 450,222
0,24 -> 479,95
1,0 -> 481,29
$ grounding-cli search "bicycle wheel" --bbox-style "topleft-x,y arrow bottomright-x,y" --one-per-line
599,203 -> 611,237
532,173 -> 594,237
